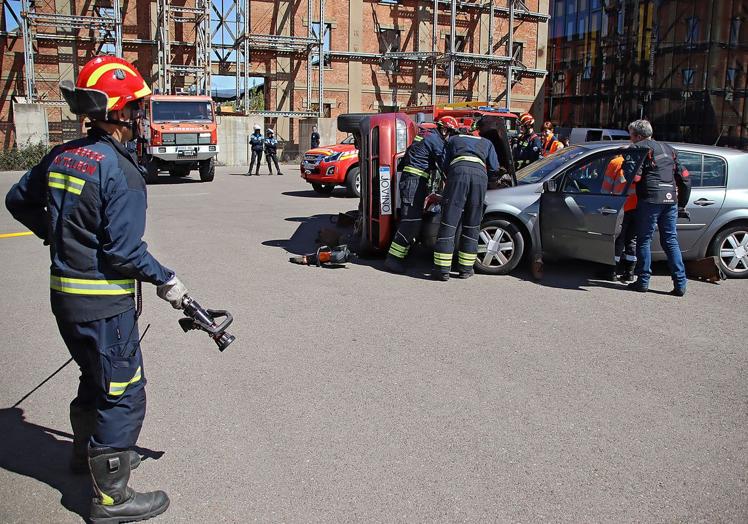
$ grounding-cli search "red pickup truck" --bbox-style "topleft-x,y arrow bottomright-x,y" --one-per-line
299,135 -> 360,197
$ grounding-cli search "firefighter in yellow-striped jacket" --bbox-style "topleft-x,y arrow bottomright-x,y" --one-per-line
5,56 -> 184,523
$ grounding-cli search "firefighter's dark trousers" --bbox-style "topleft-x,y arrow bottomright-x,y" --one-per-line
57,308 -> 146,451
266,153 -> 281,174
388,172 -> 429,260
248,149 -> 263,175
433,167 -> 487,274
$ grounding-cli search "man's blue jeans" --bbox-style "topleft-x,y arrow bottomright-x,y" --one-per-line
635,201 -> 687,289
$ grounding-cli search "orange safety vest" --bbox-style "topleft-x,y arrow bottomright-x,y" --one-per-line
602,156 -> 637,211
542,136 -> 563,155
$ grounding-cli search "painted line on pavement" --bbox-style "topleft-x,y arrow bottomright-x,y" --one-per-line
0,231 -> 33,239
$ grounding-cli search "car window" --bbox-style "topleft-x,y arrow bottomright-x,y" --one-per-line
701,155 -> 727,187
561,150 -> 644,195
586,130 -> 603,141
515,145 -> 586,185
341,135 -> 355,145
676,150 -> 703,187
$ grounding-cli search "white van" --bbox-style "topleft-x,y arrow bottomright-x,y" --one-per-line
557,127 -> 629,144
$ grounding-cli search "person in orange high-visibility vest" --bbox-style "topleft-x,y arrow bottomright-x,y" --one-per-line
541,121 -> 564,155
602,154 -> 638,281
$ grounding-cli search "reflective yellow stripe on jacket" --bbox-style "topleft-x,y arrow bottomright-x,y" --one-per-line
48,172 -> 85,195
403,166 -> 429,178
449,155 -> 485,168
50,275 -> 136,296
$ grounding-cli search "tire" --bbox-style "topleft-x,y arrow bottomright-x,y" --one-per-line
311,182 -> 335,195
709,223 -> 748,278
345,166 -> 361,198
144,160 -> 159,184
474,218 -> 525,275
199,158 -> 215,182
169,167 -> 190,177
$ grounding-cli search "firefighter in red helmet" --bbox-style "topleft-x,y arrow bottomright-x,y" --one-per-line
5,56 -> 184,523
513,112 -> 543,169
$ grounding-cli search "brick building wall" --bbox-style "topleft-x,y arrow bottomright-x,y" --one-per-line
0,0 -> 550,152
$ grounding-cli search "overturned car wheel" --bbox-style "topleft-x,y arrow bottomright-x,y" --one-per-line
475,218 -> 524,275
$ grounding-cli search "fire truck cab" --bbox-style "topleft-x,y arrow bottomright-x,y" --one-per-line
339,103 -> 516,255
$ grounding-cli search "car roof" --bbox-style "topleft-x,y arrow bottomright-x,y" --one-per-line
578,141 -> 748,157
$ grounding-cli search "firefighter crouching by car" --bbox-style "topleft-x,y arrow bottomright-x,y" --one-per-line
5,56 -> 188,523
626,119 -> 691,296
433,121 -> 500,281
384,117 -> 455,274
513,112 -> 543,169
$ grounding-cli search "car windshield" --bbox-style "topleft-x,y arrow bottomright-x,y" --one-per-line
341,135 -> 354,145
515,146 -> 587,185
152,101 -> 213,123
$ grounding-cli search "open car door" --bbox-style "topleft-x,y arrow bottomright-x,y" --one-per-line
539,148 -> 647,265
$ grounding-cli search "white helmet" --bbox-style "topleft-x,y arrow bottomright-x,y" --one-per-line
267,129 -> 274,134
254,124 -> 261,131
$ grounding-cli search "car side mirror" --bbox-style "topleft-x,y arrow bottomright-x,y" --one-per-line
543,179 -> 557,193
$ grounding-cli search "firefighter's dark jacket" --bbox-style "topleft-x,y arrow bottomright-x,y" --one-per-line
250,132 -> 264,151
5,127 -> 172,323
632,138 -> 691,207
514,132 -> 543,164
444,133 -> 500,176
401,130 -> 446,178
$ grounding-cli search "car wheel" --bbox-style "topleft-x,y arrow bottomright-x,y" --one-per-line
475,218 -> 524,275
345,166 -> 361,198
710,223 -> 748,278
312,183 -> 335,195
144,159 -> 159,184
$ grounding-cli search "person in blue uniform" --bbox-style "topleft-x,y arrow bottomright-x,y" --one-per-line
384,116 -> 456,274
513,112 -> 543,169
264,128 -> 283,175
432,122 -> 500,281
247,124 -> 264,175
5,56 -> 186,523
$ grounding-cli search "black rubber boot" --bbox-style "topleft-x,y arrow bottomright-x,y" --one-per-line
432,269 -> 450,281
384,255 -> 406,274
89,448 -> 169,523
619,260 -> 636,283
457,267 -> 474,279
70,406 -> 141,473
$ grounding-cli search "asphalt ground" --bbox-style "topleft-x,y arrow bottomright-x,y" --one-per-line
0,165 -> 746,523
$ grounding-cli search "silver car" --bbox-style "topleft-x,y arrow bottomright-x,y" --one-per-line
476,142 -> 748,278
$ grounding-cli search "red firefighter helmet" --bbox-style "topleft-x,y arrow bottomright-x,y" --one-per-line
436,115 -> 459,131
518,112 -> 535,127
61,56 -> 151,121
77,56 -> 151,112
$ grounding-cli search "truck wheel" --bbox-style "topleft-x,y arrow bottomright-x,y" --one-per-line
144,160 -> 159,184
345,166 -> 361,198
199,158 -> 215,182
312,183 -> 335,196
170,167 -> 190,177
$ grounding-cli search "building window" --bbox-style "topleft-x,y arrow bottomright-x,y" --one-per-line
379,28 -> 401,73
567,20 -> 575,41
726,67 -> 738,87
310,103 -> 332,118
512,42 -> 524,63
445,34 -> 466,53
583,57 -> 592,79
310,22 -> 331,67
685,16 -> 699,47
730,17 -> 741,48
681,68 -> 695,87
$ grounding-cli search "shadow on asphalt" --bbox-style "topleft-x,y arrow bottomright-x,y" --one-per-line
281,189 -> 353,199
147,176 -> 203,185
0,407 -> 165,521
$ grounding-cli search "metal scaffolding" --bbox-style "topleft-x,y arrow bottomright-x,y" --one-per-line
157,0 -> 212,95
17,0 -> 122,103
11,0 -> 548,114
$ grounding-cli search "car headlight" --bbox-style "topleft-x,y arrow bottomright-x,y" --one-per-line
396,118 -> 407,153
162,133 -> 176,144
325,152 -> 342,162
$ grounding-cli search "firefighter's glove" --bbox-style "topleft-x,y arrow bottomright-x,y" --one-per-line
678,207 -> 691,221
157,275 -> 188,309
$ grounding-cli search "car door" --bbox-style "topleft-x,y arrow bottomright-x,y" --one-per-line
651,150 -> 727,256
540,148 -> 647,265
